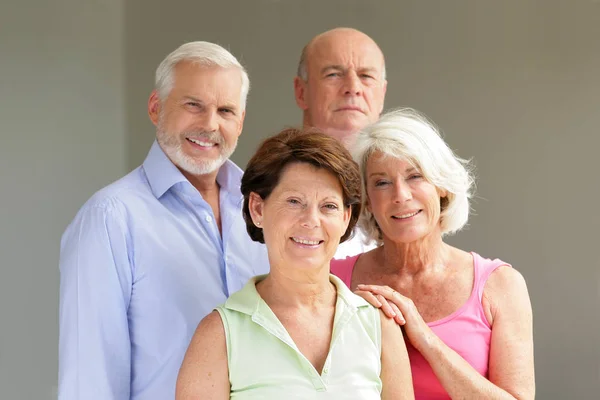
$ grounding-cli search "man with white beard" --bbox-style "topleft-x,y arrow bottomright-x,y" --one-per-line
58,42 -> 268,400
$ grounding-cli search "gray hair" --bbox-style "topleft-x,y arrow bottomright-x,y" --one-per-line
155,41 -> 250,109
352,108 -> 474,243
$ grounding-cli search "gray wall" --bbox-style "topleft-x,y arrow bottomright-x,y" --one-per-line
0,0 -> 126,399
1,0 -> 598,398
126,1 -> 599,398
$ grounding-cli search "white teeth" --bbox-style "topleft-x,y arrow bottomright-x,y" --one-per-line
292,237 -> 320,245
188,138 -> 214,147
394,210 -> 419,219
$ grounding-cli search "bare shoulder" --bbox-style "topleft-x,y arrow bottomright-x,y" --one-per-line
378,308 -> 403,342
183,310 -> 227,364
176,311 -> 229,399
199,310 -> 225,332
486,264 -> 529,297
483,264 -> 532,325
378,308 -> 408,361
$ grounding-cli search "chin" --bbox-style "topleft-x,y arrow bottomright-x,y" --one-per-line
389,229 -> 430,244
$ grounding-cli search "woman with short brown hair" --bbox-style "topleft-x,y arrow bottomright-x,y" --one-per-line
176,128 -> 414,399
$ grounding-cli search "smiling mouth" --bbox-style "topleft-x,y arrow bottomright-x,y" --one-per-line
392,210 -> 421,219
187,137 -> 217,147
291,237 -> 324,246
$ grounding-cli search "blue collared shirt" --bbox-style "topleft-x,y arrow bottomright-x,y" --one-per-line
58,141 -> 269,400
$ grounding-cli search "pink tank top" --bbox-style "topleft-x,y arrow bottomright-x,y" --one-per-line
330,252 -> 510,400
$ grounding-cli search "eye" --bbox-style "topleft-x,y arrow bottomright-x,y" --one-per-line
374,180 -> 390,187
323,203 -> 339,211
325,72 -> 341,78
287,198 -> 301,205
408,174 -> 423,180
218,107 -> 235,115
360,74 -> 375,79
185,102 -> 200,107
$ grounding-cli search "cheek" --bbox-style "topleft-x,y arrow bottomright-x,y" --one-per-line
366,191 -> 384,212
221,120 -> 241,137
312,87 -> 337,107
367,92 -> 382,107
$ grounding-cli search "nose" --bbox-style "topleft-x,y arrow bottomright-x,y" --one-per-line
343,72 -> 362,96
300,204 -> 320,229
393,181 -> 412,203
199,108 -> 219,132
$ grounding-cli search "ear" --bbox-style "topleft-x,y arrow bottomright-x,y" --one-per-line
248,192 -> 265,226
294,76 -> 309,110
148,90 -> 161,126
235,110 -> 246,139
378,80 -> 388,115
438,187 -> 448,199
342,204 -> 352,232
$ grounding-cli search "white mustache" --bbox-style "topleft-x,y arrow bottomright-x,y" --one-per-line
183,131 -> 224,145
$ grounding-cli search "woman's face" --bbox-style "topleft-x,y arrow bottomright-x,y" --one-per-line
365,152 -> 446,244
250,162 -> 351,271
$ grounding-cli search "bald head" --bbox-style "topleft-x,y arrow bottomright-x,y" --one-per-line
297,28 -> 386,81
294,28 -> 387,146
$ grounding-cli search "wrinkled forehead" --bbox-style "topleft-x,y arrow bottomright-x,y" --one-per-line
307,34 -> 385,72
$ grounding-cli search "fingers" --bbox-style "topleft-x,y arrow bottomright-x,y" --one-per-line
356,284 -> 408,325
357,284 -> 401,301
353,290 -> 382,308
376,294 -> 397,320
357,284 -> 403,300
389,301 -> 406,325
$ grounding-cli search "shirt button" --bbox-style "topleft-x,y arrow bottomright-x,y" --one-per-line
205,215 -> 212,222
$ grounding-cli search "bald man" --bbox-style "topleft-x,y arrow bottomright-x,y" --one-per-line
294,27 -> 387,146
294,27 -> 387,257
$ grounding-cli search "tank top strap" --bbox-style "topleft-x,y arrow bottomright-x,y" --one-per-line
472,252 -> 512,302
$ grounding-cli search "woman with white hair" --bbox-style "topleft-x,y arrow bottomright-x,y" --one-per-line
331,109 -> 535,399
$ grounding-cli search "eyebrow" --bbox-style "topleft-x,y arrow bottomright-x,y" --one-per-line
321,65 -> 380,75
182,96 -> 204,104
182,96 -> 238,110
368,167 -> 420,179
280,189 -> 343,200
367,172 -> 387,179
321,65 -> 345,74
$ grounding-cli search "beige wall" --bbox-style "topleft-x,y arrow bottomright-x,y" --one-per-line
1,0 -> 597,398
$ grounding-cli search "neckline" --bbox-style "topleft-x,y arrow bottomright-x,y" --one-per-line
351,251 -> 479,327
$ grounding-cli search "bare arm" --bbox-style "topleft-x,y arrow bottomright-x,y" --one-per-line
176,311 -> 230,400
379,309 -> 414,400
358,266 -> 535,399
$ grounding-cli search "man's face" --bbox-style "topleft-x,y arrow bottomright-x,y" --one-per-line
295,32 -> 387,144
149,61 -> 245,177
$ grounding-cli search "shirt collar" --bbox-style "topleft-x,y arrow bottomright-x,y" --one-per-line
142,139 -> 244,199
224,273 -> 370,316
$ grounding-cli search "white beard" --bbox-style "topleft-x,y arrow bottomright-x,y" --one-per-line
156,128 -> 237,176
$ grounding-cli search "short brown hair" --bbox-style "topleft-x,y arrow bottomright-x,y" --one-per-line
241,127 -> 362,244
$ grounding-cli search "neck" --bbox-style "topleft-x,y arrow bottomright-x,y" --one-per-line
302,116 -> 355,148
180,169 -> 220,197
258,265 -> 336,309
379,230 -> 450,276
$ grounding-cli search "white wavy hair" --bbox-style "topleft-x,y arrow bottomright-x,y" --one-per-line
155,41 -> 250,109
352,108 -> 475,243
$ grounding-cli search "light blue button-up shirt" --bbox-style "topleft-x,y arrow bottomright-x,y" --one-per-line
58,140 -> 269,400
